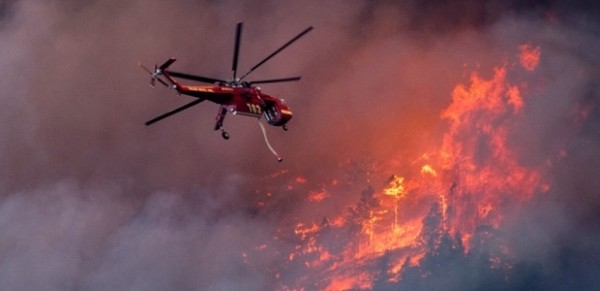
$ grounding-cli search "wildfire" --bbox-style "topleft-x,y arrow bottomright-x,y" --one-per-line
255,43 -> 558,290
420,164 -> 437,177
519,43 -> 541,71
383,175 -> 405,197
307,189 -> 329,202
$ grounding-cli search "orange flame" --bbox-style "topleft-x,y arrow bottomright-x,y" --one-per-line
383,175 -> 405,197
519,43 -> 541,71
307,190 -> 329,202
420,164 -> 438,177
263,43 -> 552,290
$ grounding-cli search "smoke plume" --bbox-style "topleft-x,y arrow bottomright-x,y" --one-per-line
1,0 -> 599,290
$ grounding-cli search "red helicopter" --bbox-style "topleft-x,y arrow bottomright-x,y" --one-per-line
140,23 -> 313,161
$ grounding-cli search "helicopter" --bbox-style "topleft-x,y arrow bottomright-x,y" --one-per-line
140,22 -> 313,162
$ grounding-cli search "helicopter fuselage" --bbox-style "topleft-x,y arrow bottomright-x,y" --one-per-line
176,84 -> 293,127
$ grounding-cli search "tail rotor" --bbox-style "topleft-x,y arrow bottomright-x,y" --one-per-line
139,58 -> 176,88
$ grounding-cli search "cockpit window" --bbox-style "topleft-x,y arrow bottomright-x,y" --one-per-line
264,104 -> 281,125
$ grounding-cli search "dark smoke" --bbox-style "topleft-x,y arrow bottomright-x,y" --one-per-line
1,0 -> 599,290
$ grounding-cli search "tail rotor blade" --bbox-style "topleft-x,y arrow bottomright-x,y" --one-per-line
145,98 -> 204,126
139,63 -> 153,75
239,26 -> 313,81
232,22 -> 243,80
139,63 -> 168,88
155,77 -> 169,87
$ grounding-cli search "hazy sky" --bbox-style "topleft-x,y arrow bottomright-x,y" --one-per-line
1,1 -> 599,290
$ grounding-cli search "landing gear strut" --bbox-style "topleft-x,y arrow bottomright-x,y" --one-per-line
215,106 -> 229,140
283,124 -> 288,131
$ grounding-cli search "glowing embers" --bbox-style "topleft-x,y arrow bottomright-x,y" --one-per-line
519,43 -> 541,71
307,189 -> 329,202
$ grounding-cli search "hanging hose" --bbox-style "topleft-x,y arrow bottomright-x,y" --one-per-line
258,120 -> 283,162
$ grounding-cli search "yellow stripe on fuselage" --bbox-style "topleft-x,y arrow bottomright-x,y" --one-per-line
186,86 -> 234,93
187,86 -> 214,92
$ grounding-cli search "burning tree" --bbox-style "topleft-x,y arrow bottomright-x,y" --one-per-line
260,42 -> 563,290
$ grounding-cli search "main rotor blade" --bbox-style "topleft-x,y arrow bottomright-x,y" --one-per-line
165,70 -> 226,84
232,22 -> 243,80
154,77 -> 169,87
145,98 -> 204,126
248,76 -> 301,85
239,26 -> 313,81
159,58 -> 176,71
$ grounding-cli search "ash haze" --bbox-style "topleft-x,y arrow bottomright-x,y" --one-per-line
1,0 -> 599,290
